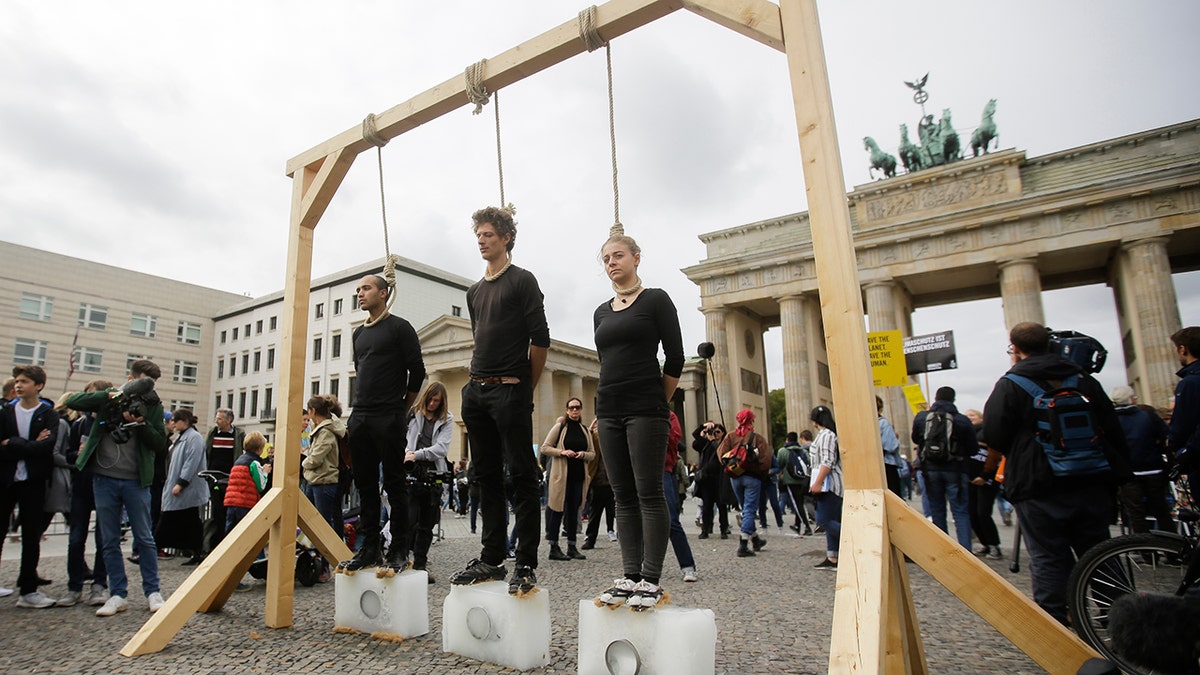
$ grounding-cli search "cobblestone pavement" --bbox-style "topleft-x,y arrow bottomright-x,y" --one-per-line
0,503 -> 1048,674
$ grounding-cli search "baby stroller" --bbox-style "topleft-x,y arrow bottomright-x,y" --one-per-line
197,470 -> 326,587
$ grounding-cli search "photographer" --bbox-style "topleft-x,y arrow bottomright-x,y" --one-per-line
691,421 -> 731,539
404,382 -> 453,583
67,359 -> 169,617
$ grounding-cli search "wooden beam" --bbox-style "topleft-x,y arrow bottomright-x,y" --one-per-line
683,0 -> 784,51
886,548 -> 928,674
285,0 -> 686,177
298,495 -> 354,565
120,491 -> 282,656
298,149 -> 357,231
778,0 -> 888,671
886,492 -> 1101,672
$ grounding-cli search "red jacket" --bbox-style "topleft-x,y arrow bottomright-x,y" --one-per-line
224,452 -> 263,509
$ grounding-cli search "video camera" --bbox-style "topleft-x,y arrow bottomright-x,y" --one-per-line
95,377 -> 161,444
1048,329 -> 1108,374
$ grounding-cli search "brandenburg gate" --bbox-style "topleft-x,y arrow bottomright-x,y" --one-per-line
685,118 -> 1200,446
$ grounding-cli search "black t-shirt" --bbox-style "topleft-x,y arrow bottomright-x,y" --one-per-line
466,265 -> 550,380
562,421 -> 588,483
351,314 -> 425,414
593,288 -> 685,418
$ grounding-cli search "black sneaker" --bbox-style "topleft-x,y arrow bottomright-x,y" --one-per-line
814,558 -> 838,570
450,558 -> 507,585
337,546 -> 382,572
508,565 -> 537,595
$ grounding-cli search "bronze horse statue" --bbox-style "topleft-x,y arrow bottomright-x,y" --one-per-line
898,123 -> 923,173
864,136 -> 897,179
971,99 -> 999,156
938,108 -> 961,164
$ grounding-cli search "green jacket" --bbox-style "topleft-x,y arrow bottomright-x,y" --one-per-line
66,388 -> 168,488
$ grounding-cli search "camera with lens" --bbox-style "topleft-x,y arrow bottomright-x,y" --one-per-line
95,377 -> 161,444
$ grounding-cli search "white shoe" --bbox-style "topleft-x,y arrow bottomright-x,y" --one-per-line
95,595 -> 129,617
147,591 -> 165,612
681,566 -> 698,583
87,584 -> 110,606
56,590 -> 82,607
16,591 -> 56,609
607,530 -> 618,542
0,586 -> 12,598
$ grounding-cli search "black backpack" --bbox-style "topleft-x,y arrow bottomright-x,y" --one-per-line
785,444 -> 810,481
922,410 -> 958,464
1004,373 -> 1110,477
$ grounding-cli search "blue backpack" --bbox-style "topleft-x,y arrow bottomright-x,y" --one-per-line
1004,373 -> 1110,477
785,444 -> 810,481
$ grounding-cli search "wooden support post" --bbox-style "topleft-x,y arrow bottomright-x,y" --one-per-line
886,492 -> 1100,672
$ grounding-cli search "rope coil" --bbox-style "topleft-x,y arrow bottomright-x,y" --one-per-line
465,59 -> 490,115
578,6 -> 605,52
362,113 -> 389,148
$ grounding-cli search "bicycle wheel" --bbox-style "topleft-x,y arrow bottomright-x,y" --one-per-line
1067,532 -> 1191,674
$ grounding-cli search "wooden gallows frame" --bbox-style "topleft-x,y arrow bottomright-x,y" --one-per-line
122,1 -> 1102,671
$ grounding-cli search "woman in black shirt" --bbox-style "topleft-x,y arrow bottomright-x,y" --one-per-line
592,234 -> 684,611
540,397 -> 595,561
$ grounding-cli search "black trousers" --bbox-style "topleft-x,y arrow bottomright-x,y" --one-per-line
584,484 -> 616,541
348,411 -> 410,552
0,480 -> 47,595
406,481 -> 440,568
461,380 -> 541,568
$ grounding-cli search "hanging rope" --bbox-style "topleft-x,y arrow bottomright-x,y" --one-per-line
579,6 -> 622,237
465,58 -> 515,215
361,113 -> 399,321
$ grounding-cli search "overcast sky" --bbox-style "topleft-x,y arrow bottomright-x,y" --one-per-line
2,1 -> 1198,417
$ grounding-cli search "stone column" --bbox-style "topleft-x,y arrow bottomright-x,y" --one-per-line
570,374 -> 584,401
537,369 -> 557,445
779,294 -> 815,436
427,371 -> 441,383
998,258 -> 1045,330
1118,237 -> 1182,408
864,280 -> 914,459
701,308 -> 734,429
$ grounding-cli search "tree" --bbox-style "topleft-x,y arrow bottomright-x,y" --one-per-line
767,388 -> 788,449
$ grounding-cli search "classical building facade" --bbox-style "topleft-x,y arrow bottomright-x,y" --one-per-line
684,119 -> 1200,453
0,240 -> 245,418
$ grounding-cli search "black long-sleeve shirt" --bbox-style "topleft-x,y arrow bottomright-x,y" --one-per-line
351,314 -> 425,414
593,288 -> 684,418
466,265 -> 550,380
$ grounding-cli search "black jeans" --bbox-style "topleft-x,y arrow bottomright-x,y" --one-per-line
584,484 -> 616,541
1119,473 -> 1175,534
67,470 -> 107,592
784,483 -> 812,530
0,480 -> 47,595
461,380 -> 541,568
347,411 -> 410,553
699,481 -> 730,534
406,481 -> 440,568
599,415 -> 670,583
968,481 -> 1001,547
545,479 -> 584,545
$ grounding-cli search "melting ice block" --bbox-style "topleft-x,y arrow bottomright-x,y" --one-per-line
333,568 -> 429,640
442,581 -> 550,670
578,600 -> 717,675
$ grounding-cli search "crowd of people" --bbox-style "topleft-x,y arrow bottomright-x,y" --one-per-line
4,203 -> 1198,644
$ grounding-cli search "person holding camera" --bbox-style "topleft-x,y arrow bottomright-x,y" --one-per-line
67,359 -> 169,617
691,421 -> 731,539
540,397 -> 595,562
404,381 -> 453,583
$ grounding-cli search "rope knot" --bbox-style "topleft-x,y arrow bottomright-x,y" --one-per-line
465,59 -> 490,115
362,113 -> 389,147
579,6 -> 606,52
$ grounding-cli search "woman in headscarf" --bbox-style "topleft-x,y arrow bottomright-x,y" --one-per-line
809,405 -> 843,570
716,409 -> 774,557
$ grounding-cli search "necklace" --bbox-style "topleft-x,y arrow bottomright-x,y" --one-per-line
484,257 -> 513,282
613,277 -> 642,303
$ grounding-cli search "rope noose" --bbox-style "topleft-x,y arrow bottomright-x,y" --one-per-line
362,113 -> 399,318
579,6 -> 622,238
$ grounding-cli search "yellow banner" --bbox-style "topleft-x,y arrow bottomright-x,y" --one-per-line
903,383 -> 928,414
867,330 -> 908,387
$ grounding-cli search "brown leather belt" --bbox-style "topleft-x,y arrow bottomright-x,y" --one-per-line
470,376 -> 521,385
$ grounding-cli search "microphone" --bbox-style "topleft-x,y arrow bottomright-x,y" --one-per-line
697,342 -> 715,359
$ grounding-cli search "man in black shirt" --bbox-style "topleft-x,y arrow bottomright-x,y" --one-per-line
339,274 -> 426,572
450,206 -> 550,596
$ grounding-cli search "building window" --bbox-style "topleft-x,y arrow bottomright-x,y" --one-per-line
333,298 -> 343,316
311,380 -> 320,397
214,395 -> 222,412
331,334 -> 342,359
329,377 -> 340,398
347,376 -> 356,408
232,327 -> 239,341
217,359 -> 224,379
13,339 -> 48,366
313,337 -> 322,361
126,353 -> 151,373
255,320 -> 263,335
220,330 -> 227,344
19,294 -> 53,322
269,316 -> 277,331
173,361 -> 199,385
267,347 -> 275,370
241,353 -> 249,373
315,303 -> 325,320
250,389 -> 259,419
253,350 -> 261,372
170,400 -> 196,412
244,324 -> 251,339
452,305 -> 462,317
77,347 -> 103,373
177,321 -> 201,345
263,387 -> 273,418
238,391 -> 247,419
130,313 -> 158,338
351,295 -> 359,310
77,304 -> 108,330
229,356 -> 236,377
225,392 -> 234,409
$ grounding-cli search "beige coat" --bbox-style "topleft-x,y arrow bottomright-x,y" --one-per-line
541,416 -> 596,512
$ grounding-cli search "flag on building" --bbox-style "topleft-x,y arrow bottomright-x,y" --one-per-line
66,328 -> 79,382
